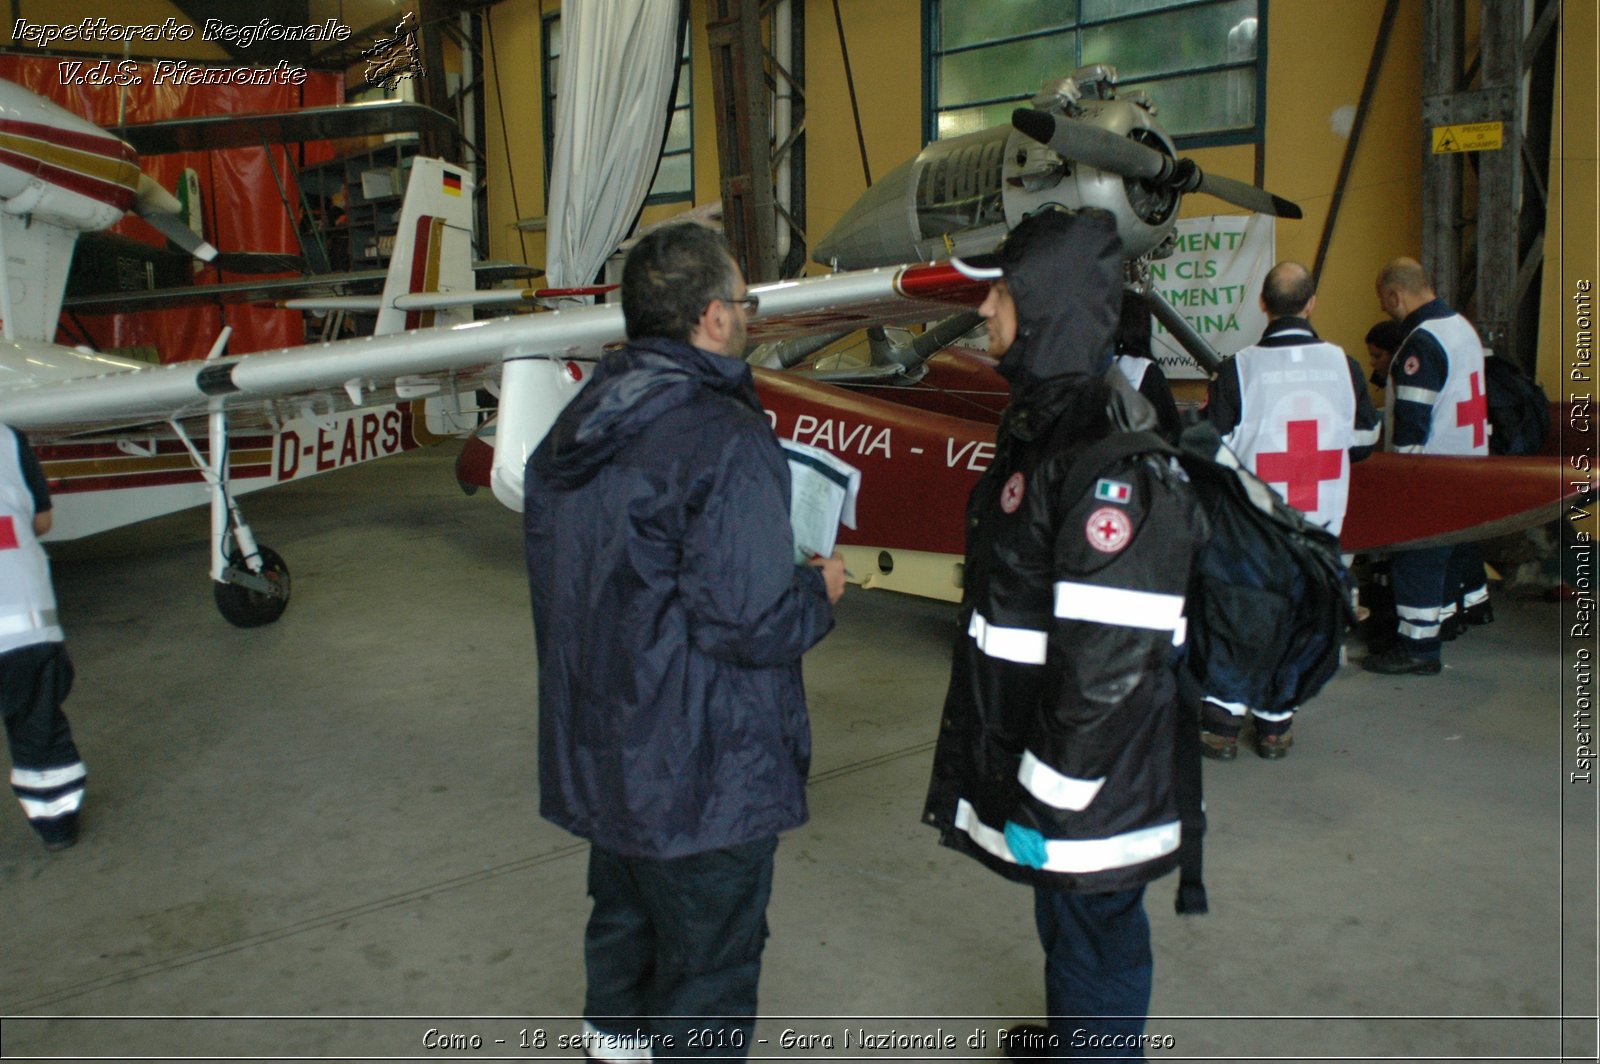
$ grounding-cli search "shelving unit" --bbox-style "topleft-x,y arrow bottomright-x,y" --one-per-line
297,140 -> 422,277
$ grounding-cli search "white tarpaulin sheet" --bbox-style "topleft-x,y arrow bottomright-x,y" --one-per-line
545,0 -> 682,291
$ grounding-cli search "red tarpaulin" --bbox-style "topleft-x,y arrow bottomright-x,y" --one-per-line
0,54 -> 342,361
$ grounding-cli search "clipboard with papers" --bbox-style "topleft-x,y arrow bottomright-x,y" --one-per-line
780,440 -> 861,565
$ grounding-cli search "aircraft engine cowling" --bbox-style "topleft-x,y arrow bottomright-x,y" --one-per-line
811,95 -> 1182,271
811,126 -> 1014,270
0,169 -> 128,232
487,354 -> 595,512
1011,97 -> 1180,260
0,79 -> 139,232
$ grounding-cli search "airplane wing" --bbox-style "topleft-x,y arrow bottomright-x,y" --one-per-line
0,262 -> 987,438
111,101 -> 460,157
61,268 -> 392,314
278,283 -> 615,317
60,261 -> 542,314
1344,451 -> 1582,552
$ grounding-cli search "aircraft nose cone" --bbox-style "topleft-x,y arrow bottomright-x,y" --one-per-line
812,156 -> 922,271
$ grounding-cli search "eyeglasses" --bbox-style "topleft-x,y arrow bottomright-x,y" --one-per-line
724,294 -> 760,314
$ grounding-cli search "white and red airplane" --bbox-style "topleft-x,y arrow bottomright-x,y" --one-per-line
0,78 -> 999,618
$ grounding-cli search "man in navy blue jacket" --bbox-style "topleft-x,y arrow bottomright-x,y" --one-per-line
524,222 -> 845,1060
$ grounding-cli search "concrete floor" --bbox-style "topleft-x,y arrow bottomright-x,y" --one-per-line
0,446 -> 1594,1062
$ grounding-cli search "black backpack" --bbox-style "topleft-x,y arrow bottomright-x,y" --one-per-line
1173,421 -> 1354,712
1066,421 -> 1354,714
1059,422 -> 1353,917
1484,355 -> 1551,456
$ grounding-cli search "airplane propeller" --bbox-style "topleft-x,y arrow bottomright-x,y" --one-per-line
1011,107 -> 1303,220
133,172 -> 219,262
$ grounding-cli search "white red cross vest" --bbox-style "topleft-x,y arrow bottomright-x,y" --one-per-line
1401,314 -> 1490,456
0,428 -> 62,654
1224,339 -> 1360,534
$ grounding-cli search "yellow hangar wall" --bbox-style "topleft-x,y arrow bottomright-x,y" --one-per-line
1548,1 -> 1598,410
480,5 -> 548,276
480,1 -> 1595,395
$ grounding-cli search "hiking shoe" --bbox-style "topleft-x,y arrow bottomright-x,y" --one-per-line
1363,650 -> 1443,675
1255,731 -> 1293,759
1200,730 -> 1239,760
38,817 -> 78,852
1464,602 -> 1495,626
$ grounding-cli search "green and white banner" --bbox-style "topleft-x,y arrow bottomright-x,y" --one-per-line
1148,215 -> 1276,380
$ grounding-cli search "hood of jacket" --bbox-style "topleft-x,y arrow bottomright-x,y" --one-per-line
530,336 -> 759,489
994,208 -> 1125,396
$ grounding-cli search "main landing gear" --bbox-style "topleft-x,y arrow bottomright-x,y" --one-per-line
171,333 -> 293,627
172,408 -> 293,628
213,542 -> 290,628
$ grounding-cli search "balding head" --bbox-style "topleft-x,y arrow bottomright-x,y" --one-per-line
1375,257 -> 1436,321
1261,261 -> 1316,319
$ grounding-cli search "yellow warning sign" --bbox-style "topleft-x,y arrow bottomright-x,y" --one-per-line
1431,121 -> 1504,154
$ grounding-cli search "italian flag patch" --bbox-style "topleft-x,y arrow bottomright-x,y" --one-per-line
1094,478 -> 1131,504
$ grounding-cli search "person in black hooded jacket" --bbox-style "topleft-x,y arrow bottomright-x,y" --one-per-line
923,208 -> 1202,1061
523,221 -> 845,1061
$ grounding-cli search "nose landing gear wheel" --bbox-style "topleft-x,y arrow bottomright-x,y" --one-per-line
213,545 -> 291,627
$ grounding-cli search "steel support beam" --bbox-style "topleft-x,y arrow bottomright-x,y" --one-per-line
774,2 -> 808,278
1472,0 -> 1525,359
1421,0 -> 1465,307
708,0 -> 780,282
438,10 -> 492,261
1419,0 -> 1558,370
1313,0 -> 1400,286
707,0 -> 808,283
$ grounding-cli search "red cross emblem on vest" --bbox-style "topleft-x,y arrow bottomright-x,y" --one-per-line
1456,370 -> 1488,448
1255,418 -> 1342,513
0,515 -> 17,551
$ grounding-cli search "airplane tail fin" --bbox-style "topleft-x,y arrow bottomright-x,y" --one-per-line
373,157 -> 476,337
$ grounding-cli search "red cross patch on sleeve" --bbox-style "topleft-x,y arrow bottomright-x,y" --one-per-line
1086,507 -> 1132,552
1000,471 -> 1026,514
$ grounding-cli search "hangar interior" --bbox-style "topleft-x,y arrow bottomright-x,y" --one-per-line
0,1 -> 1596,1060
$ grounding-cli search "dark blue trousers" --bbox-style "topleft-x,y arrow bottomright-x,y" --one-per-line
1,642 -> 84,846
1034,884 -> 1153,1059
1390,545 -> 1451,660
1445,542 -> 1490,619
583,835 -> 777,1061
